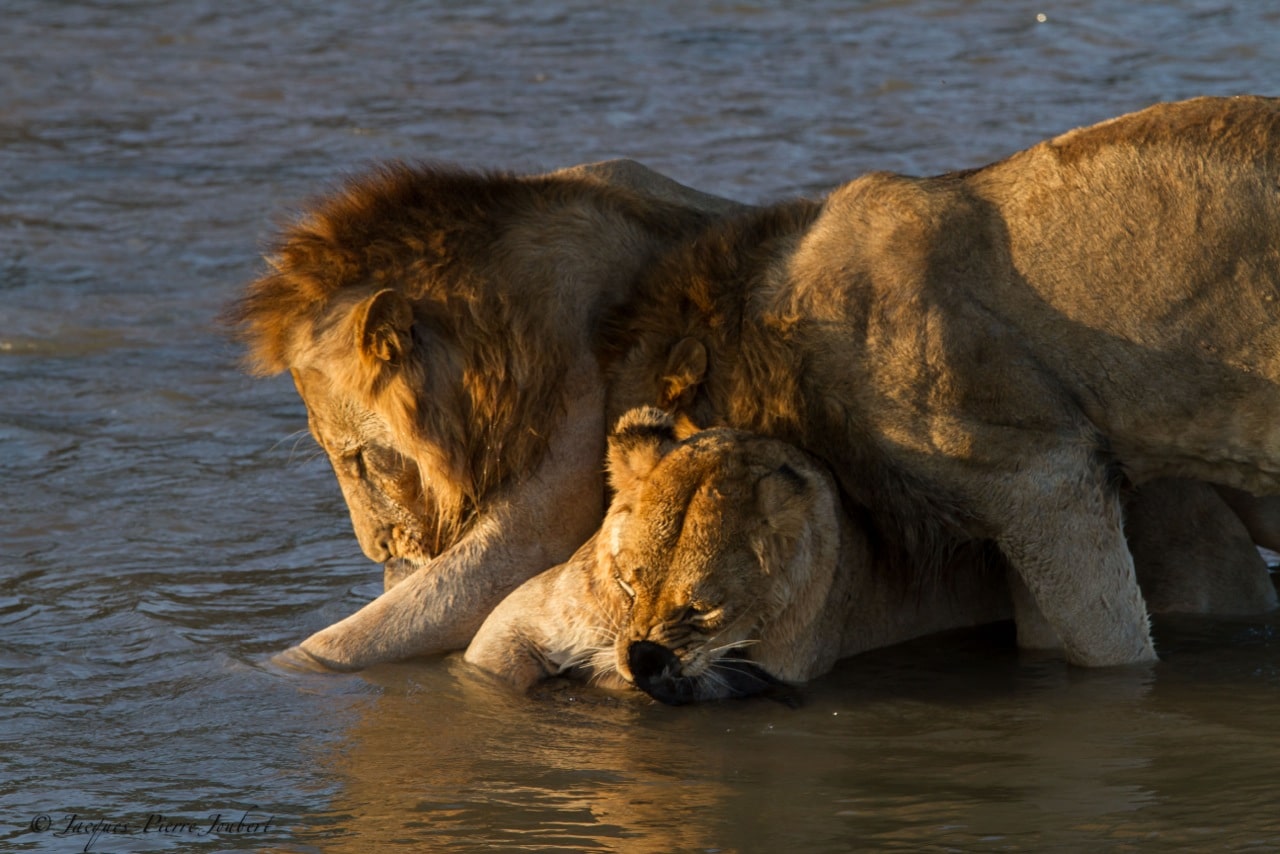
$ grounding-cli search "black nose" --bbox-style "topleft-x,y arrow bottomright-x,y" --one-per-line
627,640 -> 802,707
627,640 -> 681,681
627,641 -> 697,705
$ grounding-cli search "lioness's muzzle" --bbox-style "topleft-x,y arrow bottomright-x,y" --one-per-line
626,640 -> 793,706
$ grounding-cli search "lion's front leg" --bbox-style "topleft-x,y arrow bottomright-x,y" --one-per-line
297,526 -> 524,670
1004,569 -> 1062,651
293,372 -> 608,670
296,493 -> 603,671
986,446 -> 1157,667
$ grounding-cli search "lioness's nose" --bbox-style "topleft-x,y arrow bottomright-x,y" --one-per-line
627,640 -> 681,681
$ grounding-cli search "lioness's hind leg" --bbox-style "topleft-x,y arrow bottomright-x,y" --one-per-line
991,449 -> 1156,667
1131,480 -> 1278,615
1214,486 -> 1280,554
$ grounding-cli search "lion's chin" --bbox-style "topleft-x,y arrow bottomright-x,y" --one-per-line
382,556 -> 425,591
625,641 -> 801,707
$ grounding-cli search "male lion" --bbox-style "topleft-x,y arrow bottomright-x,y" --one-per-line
466,410 -> 1278,703
229,160 -> 744,668
601,96 -> 1280,667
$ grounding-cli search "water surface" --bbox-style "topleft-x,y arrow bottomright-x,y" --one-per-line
4,1 -> 1280,850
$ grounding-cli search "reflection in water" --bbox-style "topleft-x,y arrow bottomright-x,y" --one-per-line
289,623 -> 1280,851
5,0 -> 1280,850
312,661 -> 733,852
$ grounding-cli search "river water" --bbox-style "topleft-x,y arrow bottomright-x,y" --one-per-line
4,1 -> 1280,851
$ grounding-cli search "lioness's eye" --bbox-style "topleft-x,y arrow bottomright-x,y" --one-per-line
685,604 -> 721,627
614,573 -> 636,599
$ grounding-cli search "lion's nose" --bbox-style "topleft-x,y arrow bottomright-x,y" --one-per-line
357,523 -> 396,562
627,640 -> 681,682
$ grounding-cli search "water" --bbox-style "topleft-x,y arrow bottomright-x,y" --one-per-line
3,1 -> 1280,850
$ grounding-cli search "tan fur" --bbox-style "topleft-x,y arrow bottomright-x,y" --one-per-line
233,128 -> 1280,671
466,411 -> 1277,700
227,161 -> 745,668
605,96 -> 1280,667
1125,479 -> 1278,615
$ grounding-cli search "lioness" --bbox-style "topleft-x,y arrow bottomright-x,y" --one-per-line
466,410 -> 1278,703
604,95 -> 1280,666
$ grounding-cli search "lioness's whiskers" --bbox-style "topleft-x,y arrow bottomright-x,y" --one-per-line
586,625 -> 619,645
558,627 -> 623,683
588,588 -> 628,635
587,657 -> 620,686
560,647 -> 592,668
701,666 -> 733,692
708,638 -> 758,657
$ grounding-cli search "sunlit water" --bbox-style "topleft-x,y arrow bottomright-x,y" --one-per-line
4,1 -> 1280,850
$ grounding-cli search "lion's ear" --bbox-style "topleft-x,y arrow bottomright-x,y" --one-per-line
355,289 -> 415,366
658,337 -> 707,409
608,407 -> 679,494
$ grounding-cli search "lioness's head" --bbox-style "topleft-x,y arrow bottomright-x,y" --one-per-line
601,408 -> 841,704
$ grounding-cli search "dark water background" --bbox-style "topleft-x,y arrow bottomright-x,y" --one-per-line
4,1 -> 1280,851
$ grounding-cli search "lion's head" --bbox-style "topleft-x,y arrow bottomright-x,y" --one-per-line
227,163 -> 723,567
289,365 -> 434,564
600,407 -> 842,704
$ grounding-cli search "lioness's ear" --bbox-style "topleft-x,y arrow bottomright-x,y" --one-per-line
355,288 -> 414,366
672,412 -> 702,440
751,464 -> 812,591
608,406 -> 679,494
659,337 -> 707,409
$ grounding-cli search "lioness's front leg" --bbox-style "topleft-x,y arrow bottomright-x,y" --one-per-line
464,534 -> 624,691
294,368 -> 608,670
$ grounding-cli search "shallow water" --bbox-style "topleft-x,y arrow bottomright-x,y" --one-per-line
4,1 -> 1280,850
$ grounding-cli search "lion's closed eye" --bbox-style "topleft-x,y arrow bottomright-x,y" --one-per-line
338,448 -> 365,479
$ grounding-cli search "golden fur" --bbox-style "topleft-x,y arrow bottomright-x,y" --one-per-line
228,161 -> 743,666
231,109 -> 1280,670
466,410 -> 1277,702
605,96 -> 1280,666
